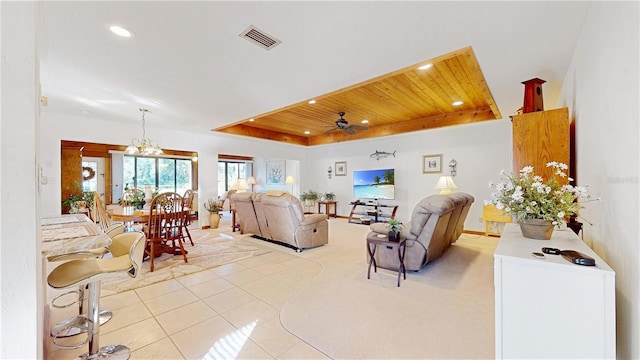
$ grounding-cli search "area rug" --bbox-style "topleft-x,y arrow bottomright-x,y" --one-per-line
279,225 -> 498,359
101,228 -> 270,295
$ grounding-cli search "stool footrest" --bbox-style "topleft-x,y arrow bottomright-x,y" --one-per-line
51,289 -> 81,309
51,310 -> 112,338
74,344 -> 131,360
51,316 -> 89,350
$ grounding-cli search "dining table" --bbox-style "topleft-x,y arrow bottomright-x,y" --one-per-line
109,206 -> 150,229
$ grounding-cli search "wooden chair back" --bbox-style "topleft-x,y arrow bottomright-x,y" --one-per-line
92,191 -> 111,232
145,192 -> 188,271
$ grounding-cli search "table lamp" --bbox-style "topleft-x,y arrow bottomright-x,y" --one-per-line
231,178 -> 249,192
248,176 -> 256,192
285,176 -> 295,194
435,175 -> 458,194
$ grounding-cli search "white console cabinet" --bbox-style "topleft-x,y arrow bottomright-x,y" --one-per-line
494,223 -> 615,359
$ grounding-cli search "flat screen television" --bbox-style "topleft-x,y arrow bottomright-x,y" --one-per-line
353,168 -> 395,200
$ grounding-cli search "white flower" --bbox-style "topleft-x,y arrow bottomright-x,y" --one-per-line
574,186 -> 590,198
520,166 -> 534,175
487,163 -> 590,222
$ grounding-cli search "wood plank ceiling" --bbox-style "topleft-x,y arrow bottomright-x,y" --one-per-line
213,46 -> 502,146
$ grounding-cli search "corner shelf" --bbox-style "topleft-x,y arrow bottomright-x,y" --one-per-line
348,202 -> 398,225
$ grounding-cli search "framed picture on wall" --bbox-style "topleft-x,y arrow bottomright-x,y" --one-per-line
335,161 -> 347,176
266,160 -> 286,185
423,154 -> 442,174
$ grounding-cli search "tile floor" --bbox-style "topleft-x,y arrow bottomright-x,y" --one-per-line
46,216 -> 334,360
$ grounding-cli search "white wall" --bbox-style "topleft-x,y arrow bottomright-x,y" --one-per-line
557,2 -> 639,358
305,119 -> 513,232
0,2 -> 42,358
39,113 -> 307,228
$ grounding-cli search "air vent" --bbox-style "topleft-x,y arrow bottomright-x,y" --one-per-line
239,25 -> 281,51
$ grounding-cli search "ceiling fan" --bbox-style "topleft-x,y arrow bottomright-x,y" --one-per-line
324,112 -> 369,135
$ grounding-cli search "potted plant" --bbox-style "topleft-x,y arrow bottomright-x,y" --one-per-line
118,189 -> 146,210
487,161 -> 590,239
388,218 -> 403,242
324,192 -> 336,201
204,198 -> 223,229
303,190 -> 319,206
62,181 -> 94,213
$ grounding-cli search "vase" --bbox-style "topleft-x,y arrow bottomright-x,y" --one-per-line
208,213 -> 220,229
519,219 -> 554,240
388,231 -> 400,242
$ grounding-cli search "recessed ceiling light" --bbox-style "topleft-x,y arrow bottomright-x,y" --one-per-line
308,100 -> 316,104
418,64 -> 433,70
109,25 -> 132,38
361,119 -> 369,124
452,100 -> 464,106
249,118 -> 255,122
304,130 -> 311,135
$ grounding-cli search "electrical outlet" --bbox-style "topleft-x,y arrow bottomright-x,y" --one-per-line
479,217 -> 484,223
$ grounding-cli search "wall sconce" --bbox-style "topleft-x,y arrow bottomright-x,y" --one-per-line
448,158 -> 458,177
328,166 -> 333,179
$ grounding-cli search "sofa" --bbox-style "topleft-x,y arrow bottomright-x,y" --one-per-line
232,191 -> 329,251
367,192 -> 474,271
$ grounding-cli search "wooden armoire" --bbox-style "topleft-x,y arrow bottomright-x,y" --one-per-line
511,107 -> 570,183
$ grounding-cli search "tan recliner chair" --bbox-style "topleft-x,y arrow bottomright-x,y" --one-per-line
232,191 -> 329,251
233,192 -> 262,236
261,192 -> 328,251
252,193 -> 272,240
368,192 -> 474,271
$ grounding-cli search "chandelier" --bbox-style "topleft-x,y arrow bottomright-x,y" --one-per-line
125,108 -> 164,156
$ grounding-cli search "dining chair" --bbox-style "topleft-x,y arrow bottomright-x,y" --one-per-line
92,191 -> 123,233
182,189 -> 195,246
145,192 -> 188,272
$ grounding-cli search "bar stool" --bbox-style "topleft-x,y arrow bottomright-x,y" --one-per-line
47,231 -> 146,359
47,223 -> 126,338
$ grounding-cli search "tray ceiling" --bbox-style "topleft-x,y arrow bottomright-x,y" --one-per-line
214,46 -> 501,146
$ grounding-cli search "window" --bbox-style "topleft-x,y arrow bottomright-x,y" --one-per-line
218,161 -> 251,195
124,156 -> 193,194
81,161 -> 98,192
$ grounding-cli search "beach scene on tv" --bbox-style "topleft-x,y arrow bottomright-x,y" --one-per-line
353,168 -> 395,200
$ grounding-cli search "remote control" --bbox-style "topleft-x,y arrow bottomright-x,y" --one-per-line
560,250 -> 596,266
542,247 -> 561,255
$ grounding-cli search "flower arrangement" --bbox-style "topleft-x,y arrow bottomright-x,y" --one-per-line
487,162 -> 590,224
118,189 -> 146,209
204,198 -> 223,213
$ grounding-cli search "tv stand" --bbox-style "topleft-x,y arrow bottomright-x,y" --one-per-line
348,201 -> 398,225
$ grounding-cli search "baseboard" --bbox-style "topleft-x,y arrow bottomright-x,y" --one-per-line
463,229 -> 490,236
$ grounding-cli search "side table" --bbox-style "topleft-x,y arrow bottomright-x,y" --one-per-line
317,201 -> 337,218
366,233 -> 406,287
